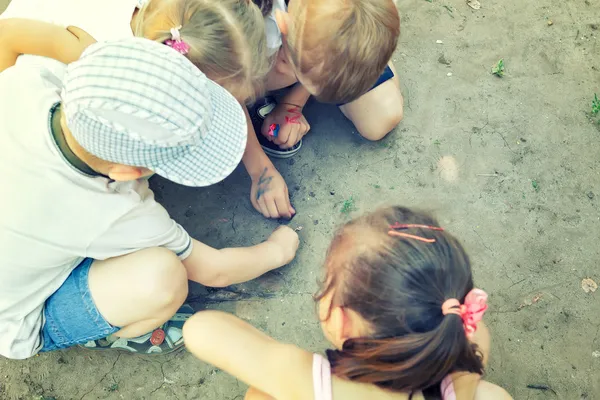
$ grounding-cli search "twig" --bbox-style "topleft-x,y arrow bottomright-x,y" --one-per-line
526,384 -> 557,396
477,173 -> 500,177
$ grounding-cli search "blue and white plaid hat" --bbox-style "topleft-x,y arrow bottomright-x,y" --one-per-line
62,38 -> 247,187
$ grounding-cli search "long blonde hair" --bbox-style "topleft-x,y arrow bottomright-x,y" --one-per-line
134,0 -> 270,101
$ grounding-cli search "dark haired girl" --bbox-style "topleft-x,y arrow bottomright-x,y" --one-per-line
183,207 -> 512,400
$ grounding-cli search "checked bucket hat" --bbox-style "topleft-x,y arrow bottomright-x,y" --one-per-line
62,37 -> 247,187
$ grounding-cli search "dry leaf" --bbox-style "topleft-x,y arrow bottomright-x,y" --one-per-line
581,278 -> 598,293
467,0 -> 481,10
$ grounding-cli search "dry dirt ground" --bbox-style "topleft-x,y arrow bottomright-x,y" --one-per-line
1,0 -> 600,399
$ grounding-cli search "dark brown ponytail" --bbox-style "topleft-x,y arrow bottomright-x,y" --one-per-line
327,314 -> 483,393
316,207 -> 485,394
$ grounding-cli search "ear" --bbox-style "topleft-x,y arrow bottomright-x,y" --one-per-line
328,306 -> 352,348
107,165 -> 144,181
274,9 -> 291,36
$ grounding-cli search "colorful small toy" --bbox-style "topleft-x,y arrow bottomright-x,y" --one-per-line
268,123 -> 280,138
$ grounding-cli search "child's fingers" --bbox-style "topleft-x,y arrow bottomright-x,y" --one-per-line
264,197 -> 281,219
274,124 -> 291,146
274,194 -> 292,219
282,128 -> 299,149
256,197 -> 272,219
284,185 -> 295,215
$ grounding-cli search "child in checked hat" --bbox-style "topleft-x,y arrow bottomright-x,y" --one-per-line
0,37 -> 299,360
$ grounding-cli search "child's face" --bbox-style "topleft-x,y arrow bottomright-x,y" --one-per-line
279,40 -> 322,96
276,0 -> 323,96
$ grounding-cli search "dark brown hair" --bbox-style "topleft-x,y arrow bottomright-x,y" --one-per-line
315,207 -> 484,396
287,0 -> 400,104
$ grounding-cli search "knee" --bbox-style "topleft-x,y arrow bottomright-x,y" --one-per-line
138,248 -> 188,308
358,105 -> 404,141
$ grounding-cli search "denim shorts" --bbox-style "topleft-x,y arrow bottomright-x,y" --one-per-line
337,65 -> 395,106
40,258 -> 120,352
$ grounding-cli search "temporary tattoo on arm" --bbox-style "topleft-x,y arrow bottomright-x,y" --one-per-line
284,106 -> 302,125
256,167 -> 273,201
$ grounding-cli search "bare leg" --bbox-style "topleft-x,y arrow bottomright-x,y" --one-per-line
339,62 -> 404,141
88,247 -> 188,338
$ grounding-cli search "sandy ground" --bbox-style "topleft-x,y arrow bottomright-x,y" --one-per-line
2,0 -> 600,399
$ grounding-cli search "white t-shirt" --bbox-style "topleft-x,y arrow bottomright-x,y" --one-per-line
265,0 -> 287,56
0,63 -> 193,360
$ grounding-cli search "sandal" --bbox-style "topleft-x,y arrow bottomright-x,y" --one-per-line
80,304 -> 193,355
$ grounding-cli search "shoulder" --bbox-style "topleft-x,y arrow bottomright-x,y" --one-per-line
0,65 -> 61,134
475,380 -> 513,400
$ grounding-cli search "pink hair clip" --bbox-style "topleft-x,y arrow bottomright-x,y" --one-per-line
164,25 -> 190,55
442,289 -> 488,339
387,223 -> 444,243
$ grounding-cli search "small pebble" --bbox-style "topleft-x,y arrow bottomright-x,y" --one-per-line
436,40 -> 444,44
447,72 -> 453,77
547,20 -> 553,26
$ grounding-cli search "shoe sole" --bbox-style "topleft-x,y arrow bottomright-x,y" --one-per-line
78,341 -> 185,356
261,140 -> 303,159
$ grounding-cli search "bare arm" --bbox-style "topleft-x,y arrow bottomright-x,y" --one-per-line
0,19 -> 95,72
242,106 -> 295,219
280,83 -> 311,108
182,226 -> 299,287
452,321 -> 491,398
183,311 -> 313,400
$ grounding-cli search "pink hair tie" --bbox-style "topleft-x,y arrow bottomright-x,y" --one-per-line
164,25 -> 190,55
442,288 -> 488,339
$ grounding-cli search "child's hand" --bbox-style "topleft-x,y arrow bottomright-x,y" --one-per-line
267,226 -> 300,267
65,26 -> 97,58
261,103 -> 310,149
250,166 -> 295,219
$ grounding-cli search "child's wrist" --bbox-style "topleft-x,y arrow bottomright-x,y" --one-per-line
263,240 -> 285,269
280,101 -> 303,109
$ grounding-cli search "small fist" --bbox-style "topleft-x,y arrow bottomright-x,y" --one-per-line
267,226 -> 300,267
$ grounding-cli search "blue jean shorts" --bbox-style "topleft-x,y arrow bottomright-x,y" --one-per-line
337,65 -> 395,106
40,258 -> 120,352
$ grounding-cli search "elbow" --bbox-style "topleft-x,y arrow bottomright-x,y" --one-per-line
188,269 -> 232,288
204,274 -> 233,288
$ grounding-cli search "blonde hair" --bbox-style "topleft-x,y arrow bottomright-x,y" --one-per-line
134,0 -> 271,101
287,0 -> 400,104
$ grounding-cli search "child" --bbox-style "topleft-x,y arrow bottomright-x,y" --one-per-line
0,38 -> 299,360
0,0 -> 294,221
0,0 -> 270,102
241,0 -> 404,219
183,207 -> 512,399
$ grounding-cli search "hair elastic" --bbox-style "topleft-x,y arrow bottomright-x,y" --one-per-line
441,289 -> 488,339
164,26 -> 190,55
